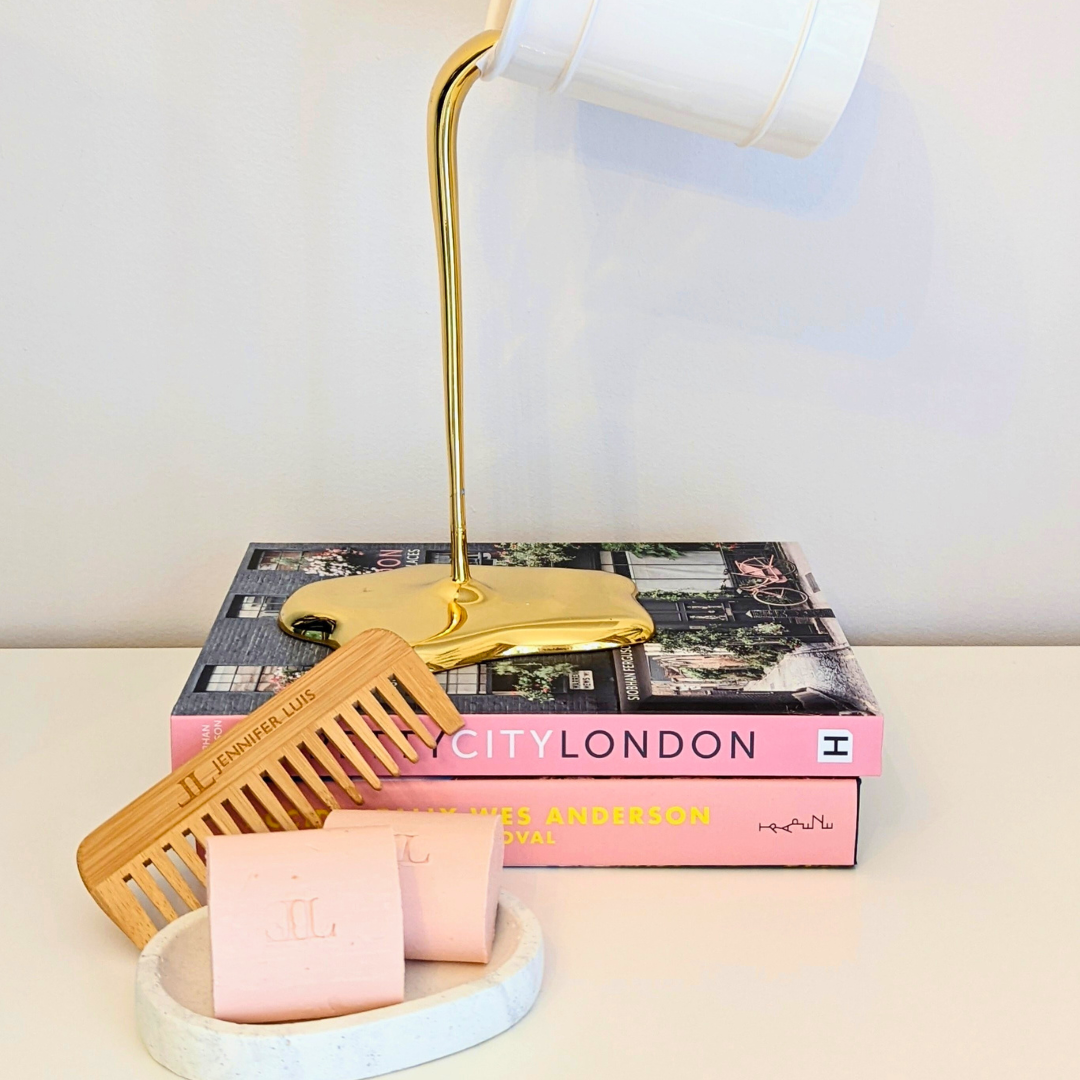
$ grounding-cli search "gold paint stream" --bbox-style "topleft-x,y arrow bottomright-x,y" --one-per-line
281,33 -> 653,670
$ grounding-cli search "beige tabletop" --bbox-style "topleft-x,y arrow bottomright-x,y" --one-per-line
1,646 -> 1077,1078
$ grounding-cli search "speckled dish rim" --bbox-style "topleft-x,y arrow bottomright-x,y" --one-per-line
135,889 -> 544,1080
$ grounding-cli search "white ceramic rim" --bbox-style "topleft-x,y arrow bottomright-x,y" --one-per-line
136,890 -> 542,1038
480,0 -> 531,80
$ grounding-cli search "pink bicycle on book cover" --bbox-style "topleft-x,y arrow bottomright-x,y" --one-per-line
733,556 -> 809,608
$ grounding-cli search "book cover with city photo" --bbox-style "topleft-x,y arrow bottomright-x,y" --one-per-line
173,541 -> 880,719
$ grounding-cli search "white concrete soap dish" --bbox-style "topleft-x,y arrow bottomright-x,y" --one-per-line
135,890 -> 543,1080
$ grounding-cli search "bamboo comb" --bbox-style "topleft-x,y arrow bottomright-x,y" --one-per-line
77,628 -> 463,947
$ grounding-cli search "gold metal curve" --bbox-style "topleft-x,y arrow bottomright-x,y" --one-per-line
279,32 -> 654,667
429,31 -> 498,585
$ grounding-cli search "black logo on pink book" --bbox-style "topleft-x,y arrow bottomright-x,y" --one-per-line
758,815 -> 834,833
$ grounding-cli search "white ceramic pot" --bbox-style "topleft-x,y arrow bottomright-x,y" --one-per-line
480,0 -> 879,158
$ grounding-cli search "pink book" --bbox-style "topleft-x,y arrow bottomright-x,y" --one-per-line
171,710 -> 881,778
256,777 -> 860,867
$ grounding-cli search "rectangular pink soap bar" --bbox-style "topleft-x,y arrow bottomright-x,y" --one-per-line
324,810 -> 503,963
207,827 -> 404,1023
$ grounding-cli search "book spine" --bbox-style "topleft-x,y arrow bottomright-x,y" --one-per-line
297,777 -> 860,867
171,712 -> 882,778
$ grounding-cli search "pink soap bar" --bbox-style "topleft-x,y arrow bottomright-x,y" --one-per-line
206,827 -> 404,1023
324,810 -> 503,963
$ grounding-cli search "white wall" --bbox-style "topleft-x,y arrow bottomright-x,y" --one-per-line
2,1 -> 1078,648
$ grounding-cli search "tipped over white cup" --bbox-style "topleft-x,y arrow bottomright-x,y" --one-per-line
480,0 -> 879,158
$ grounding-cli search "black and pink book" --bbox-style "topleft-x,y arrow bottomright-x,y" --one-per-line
171,541 -> 883,780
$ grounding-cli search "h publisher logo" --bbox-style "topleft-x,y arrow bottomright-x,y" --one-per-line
817,729 -> 853,763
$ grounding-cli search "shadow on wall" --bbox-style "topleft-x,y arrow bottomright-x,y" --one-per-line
492,64 -> 935,527
563,64 -> 934,365
557,61 -> 1025,434
573,72 -> 883,219
470,60 -> 1027,532
468,65 -> 932,527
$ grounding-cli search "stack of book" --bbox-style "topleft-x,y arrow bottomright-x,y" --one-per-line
171,542 -> 882,867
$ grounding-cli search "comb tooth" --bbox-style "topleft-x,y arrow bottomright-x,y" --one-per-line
375,677 -> 437,748
337,706 -> 401,774
183,817 -> 213,843
146,847 -> 200,911
393,654 -> 464,734
356,689 -> 419,762
264,761 -> 322,828
282,747 -> 340,810
278,751 -> 336,812
97,876 -> 158,949
205,804 -> 242,836
301,735 -> 366,805
225,789 -> 269,833
128,862 -> 179,922
167,829 -> 208,886
245,773 -> 298,832
320,716 -> 388,786
184,815 -> 216,844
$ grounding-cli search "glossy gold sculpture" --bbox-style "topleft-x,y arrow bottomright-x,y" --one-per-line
280,32 -> 653,670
